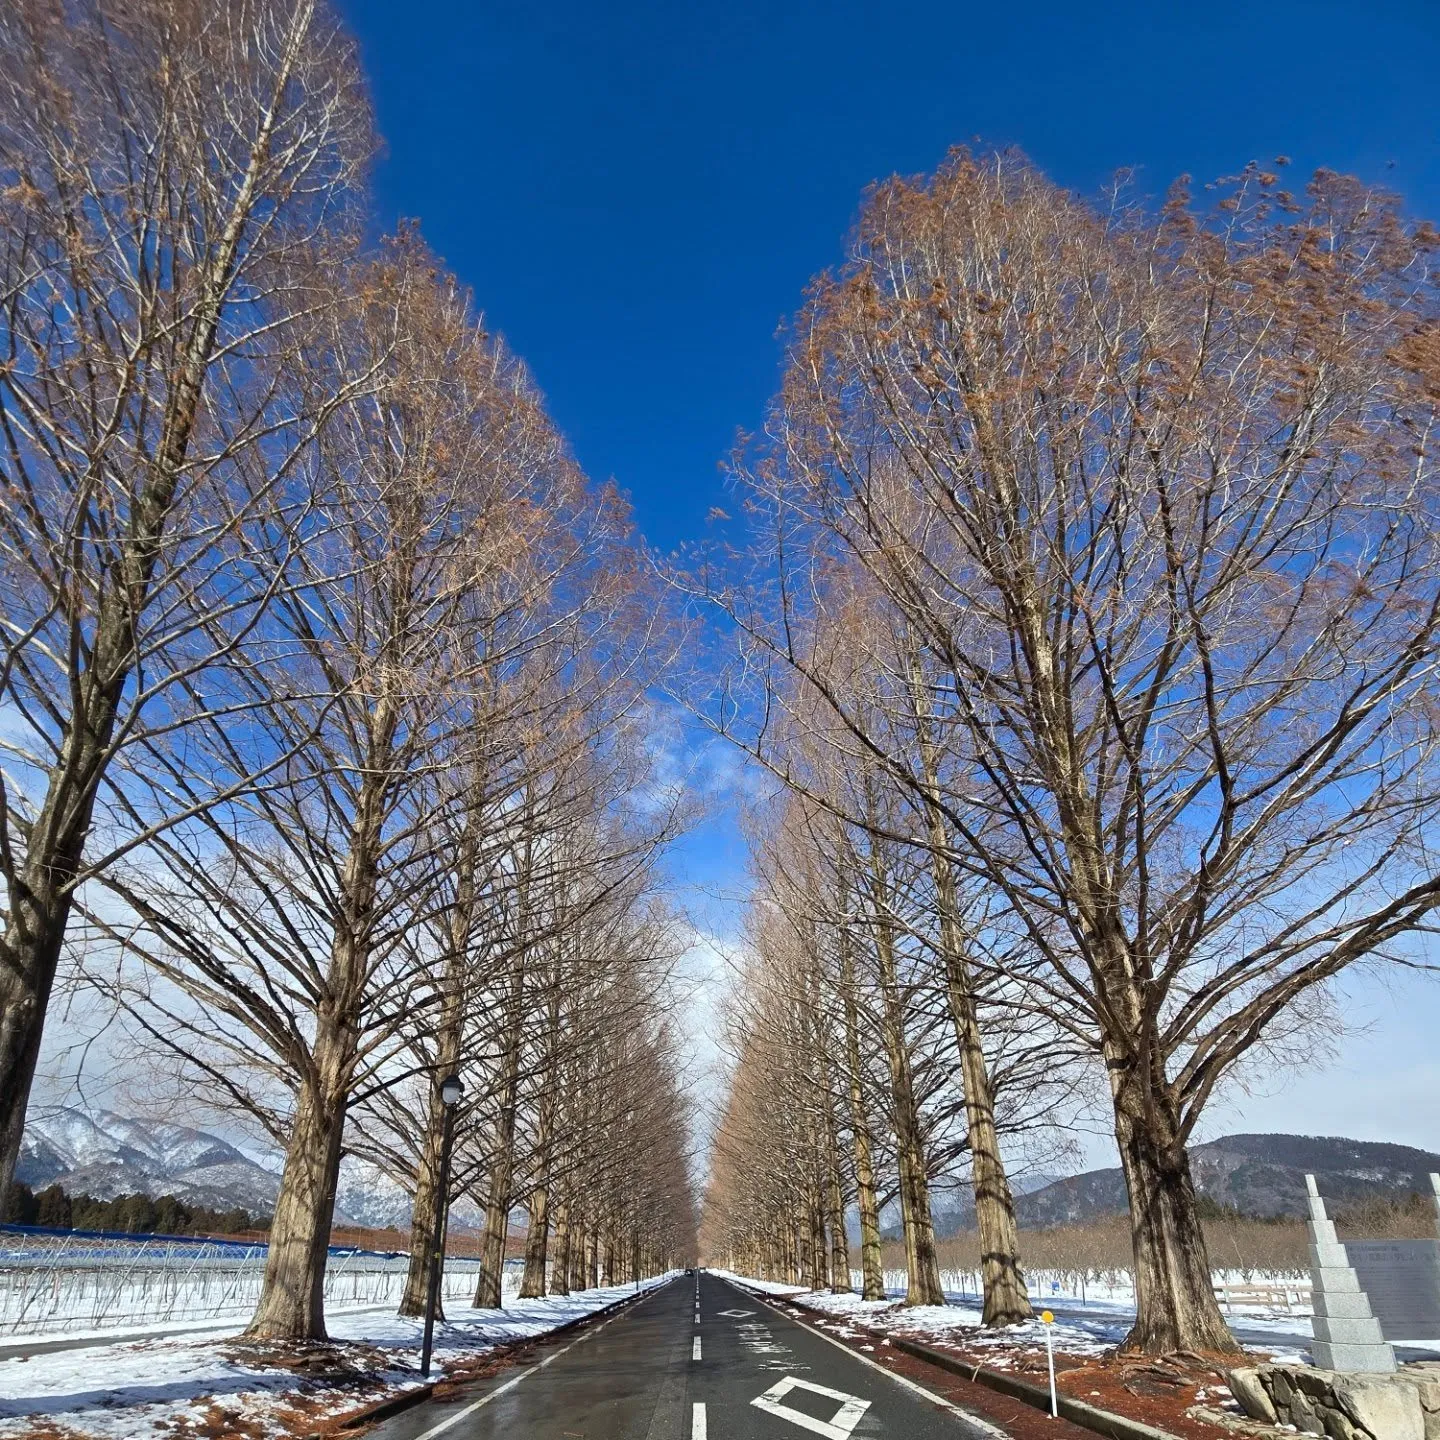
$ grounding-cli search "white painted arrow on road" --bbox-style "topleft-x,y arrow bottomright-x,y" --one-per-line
751,1376 -> 871,1439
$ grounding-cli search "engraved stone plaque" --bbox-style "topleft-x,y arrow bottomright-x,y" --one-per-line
1344,1239 -> 1440,1341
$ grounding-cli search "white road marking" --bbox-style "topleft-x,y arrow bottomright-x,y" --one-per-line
737,1284 -> 1011,1440
752,1375 -> 870,1439
693,1334 -> 702,1360
692,1401 -> 707,1438
716,1307 -> 754,1318
404,1297 -> 636,1440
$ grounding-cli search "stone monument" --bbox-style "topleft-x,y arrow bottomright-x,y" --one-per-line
1224,1176 -> 1440,1437
1333,1170 -> 1440,1346
1305,1174 -> 1397,1373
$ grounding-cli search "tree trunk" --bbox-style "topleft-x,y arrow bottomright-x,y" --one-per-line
474,978 -> 524,1309
839,925 -> 885,1300
248,670 -> 395,1342
551,1200 -> 572,1296
0,866 -> 75,1209
398,1000 -> 465,1318
519,1186 -> 550,1298
810,960 -> 851,1295
826,1135 -> 850,1293
1111,1054 -> 1239,1355
246,1044 -> 350,1340
894,1111 -> 944,1306
867,862 -> 944,1305
399,1115 -> 445,1317
474,1157 -> 511,1310
810,1184 -> 827,1289
401,797 -> 478,1318
955,999 -> 1032,1324
796,1182 -> 816,1289
565,1217 -> 580,1292
519,979 -> 560,1300
909,660 -> 1031,1325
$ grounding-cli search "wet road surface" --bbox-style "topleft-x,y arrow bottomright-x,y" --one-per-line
369,1270 -> 1005,1439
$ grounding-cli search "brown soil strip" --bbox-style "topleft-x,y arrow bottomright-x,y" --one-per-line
771,1297 -> 1247,1440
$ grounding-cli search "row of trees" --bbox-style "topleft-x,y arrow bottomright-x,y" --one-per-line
0,0 -> 696,1341
1,1183 -> 263,1236
703,792 -> 1075,1324
692,151 -> 1440,1355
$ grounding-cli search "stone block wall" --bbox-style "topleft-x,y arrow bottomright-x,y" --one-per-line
1227,1362 -> 1440,1440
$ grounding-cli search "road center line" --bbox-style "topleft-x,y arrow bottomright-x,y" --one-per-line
692,1400 -> 707,1438
693,1334 -> 702,1360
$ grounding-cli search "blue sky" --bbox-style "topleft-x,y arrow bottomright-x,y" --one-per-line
338,0 -> 1440,1159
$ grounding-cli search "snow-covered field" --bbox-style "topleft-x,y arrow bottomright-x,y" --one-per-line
882,1266 -> 1312,1320
0,1233 -> 492,1339
714,1268 -> 1318,1367
0,1276 -> 672,1439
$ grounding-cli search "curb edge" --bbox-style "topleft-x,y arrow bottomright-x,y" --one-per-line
743,1284 -> 1185,1440
336,1277 -> 668,1431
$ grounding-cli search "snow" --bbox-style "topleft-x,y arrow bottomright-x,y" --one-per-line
23,1111 -> 253,1177
708,1273 -> 805,1298
1,1240 -> 495,1339
715,1268 -> 1322,1367
0,1275 -> 675,1439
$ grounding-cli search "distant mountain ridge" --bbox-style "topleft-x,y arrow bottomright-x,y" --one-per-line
19,1108 -> 283,1216
24,1112 -> 1436,1237
17,1107 -> 432,1230
1013,1133 -> 1440,1227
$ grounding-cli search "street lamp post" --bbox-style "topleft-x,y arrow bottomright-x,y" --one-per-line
420,1073 -> 463,1378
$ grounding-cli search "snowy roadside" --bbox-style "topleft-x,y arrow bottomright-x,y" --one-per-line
709,1269 -> 1311,1367
0,1276 -> 671,1439
716,1271 -> 1301,1440
713,1270 -> 1121,1366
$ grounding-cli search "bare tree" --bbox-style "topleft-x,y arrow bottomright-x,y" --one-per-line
691,152 -> 1440,1352
337,441 -> 683,1318
0,0 -> 370,1206
82,239 -> 578,1339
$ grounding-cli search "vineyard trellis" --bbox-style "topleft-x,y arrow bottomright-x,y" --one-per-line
0,1227 -> 490,1338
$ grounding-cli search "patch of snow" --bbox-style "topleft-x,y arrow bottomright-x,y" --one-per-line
0,1275 -> 676,1439
721,1269 -> 1318,1366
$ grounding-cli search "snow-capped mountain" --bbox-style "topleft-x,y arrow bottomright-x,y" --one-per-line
334,1158 -> 483,1231
17,1108 -> 452,1229
336,1156 -> 413,1230
19,1107 -> 283,1214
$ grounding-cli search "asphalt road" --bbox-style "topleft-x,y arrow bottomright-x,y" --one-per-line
370,1270 -> 1003,1440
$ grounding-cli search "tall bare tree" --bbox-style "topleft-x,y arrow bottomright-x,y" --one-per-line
83,239 -> 583,1339
0,0 -> 369,1206
691,152 -> 1440,1352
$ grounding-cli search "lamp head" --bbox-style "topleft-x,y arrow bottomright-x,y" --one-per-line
439,1074 -> 463,1107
